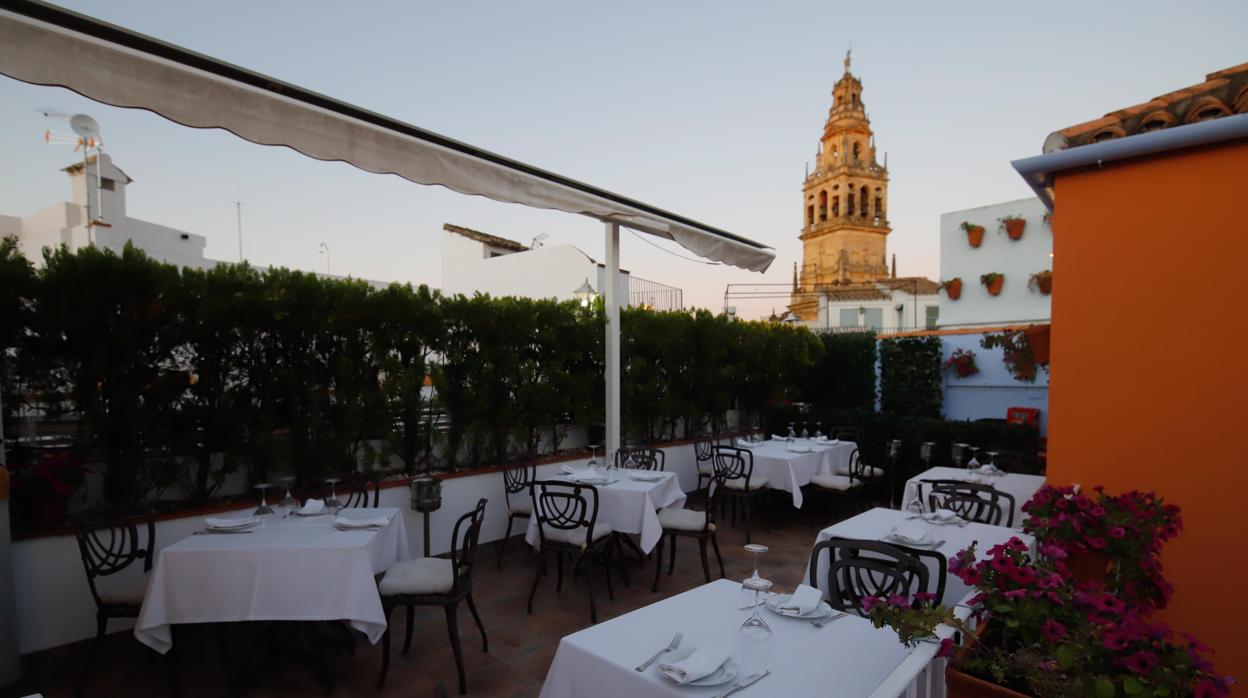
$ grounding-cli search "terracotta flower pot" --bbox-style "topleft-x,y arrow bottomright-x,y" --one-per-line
1003,219 -> 1026,240
1023,325 -> 1050,365
985,276 -> 1004,296
1065,550 -> 1111,585
945,279 -> 963,300
965,225 -> 985,248
947,666 -> 1033,698
1035,275 -> 1052,295
954,361 -> 978,378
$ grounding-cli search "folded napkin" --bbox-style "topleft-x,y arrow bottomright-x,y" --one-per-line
629,471 -> 664,482
786,445 -> 814,454
779,583 -> 824,616
771,434 -> 791,442
567,468 -> 607,483
333,514 -> 392,529
658,641 -> 734,685
927,508 -> 962,523
735,439 -> 756,449
204,516 -> 256,529
976,463 -> 1003,475
298,498 -> 326,515
560,464 -> 579,474
887,521 -> 932,546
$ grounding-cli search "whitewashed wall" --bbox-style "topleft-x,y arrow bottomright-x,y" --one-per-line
940,333 -> 1048,434
440,232 -> 629,303
938,198 -> 1051,328
11,443 -> 699,655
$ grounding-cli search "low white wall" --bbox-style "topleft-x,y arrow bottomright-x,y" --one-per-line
940,333 -> 1048,434
11,443 -> 699,655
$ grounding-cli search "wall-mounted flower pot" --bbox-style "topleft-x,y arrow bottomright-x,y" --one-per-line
982,275 -> 1004,296
944,279 -> 963,300
964,224 -> 985,248
1002,219 -> 1026,240
1034,274 -> 1052,295
1023,325 -> 1050,365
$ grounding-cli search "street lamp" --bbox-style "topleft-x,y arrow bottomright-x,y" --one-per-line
572,278 -> 596,307
318,242 -> 330,275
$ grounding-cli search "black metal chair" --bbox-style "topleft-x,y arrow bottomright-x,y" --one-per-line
615,445 -> 664,471
693,435 -> 716,492
652,474 -> 726,592
829,426 -> 863,444
378,498 -> 488,695
712,445 -> 770,544
496,458 -> 537,569
342,478 -> 380,508
807,537 -> 945,614
526,480 -> 618,624
805,448 -> 868,524
72,505 -> 156,698
924,479 -> 1017,526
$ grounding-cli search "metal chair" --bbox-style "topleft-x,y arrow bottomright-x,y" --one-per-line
924,479 -> 1016,526
526,481 -> 619,624
72,505 -> 156,698
805,448 -> 868,525
712,445 -> 770,544
693,435 -> 716,492
614,445 -> 664,471
341,478 -> 380,508
496,459 -> 537,569
378,499 -> 489,695
807,537 -> 945,614
829,426 -> 863,444
652,474 -> 726,592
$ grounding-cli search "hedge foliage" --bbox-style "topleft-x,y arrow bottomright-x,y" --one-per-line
0,241 -> 830,503
878,336 -> 944,418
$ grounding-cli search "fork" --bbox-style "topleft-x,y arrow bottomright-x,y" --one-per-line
634,632 -> 682,672
811,612 -> 847,628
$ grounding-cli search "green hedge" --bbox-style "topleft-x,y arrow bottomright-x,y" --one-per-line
879,336 -> 943,418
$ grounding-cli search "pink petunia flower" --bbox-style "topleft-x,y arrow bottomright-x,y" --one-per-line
1041,619 -> 1067,643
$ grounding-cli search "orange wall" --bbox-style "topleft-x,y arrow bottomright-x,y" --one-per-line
1048,139 -> 1248,680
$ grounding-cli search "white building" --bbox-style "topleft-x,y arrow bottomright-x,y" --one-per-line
0,153 -> 218,270
808,274 -> 941,332
440,223 -> 683,310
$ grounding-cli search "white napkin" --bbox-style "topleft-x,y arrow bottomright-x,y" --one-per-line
567,468 -> 606,483
560,464 -> 579,474
298,498 -> 326,515
333,513 -> 391,528
927,508 -> 962,523
976,463 -> 1003,476
887,522 -> 932,546
786,445 -> 814,454
658,641 -> 734,684
771,434 -> 791,442
779,583 -> 824,616
204,516 -> 256,529
629,471 -> 664,482
734,438 -> 756,449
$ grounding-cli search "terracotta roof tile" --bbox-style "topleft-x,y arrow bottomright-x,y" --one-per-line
442,223 -> 528,252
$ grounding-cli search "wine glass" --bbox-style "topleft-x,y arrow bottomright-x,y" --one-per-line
253,483 -> 274,516
740,543 -> 769,608
966,445 -> 980,468
986,451 -> 999,473
622,445 -> 637,470
324,478 -> 343,512
737,577 -> 775,677
786,423 -> 796,440
586,444 -> 599,470
800,421 -> 809,440
277,476 -> 298,517
907,490 -> 926,518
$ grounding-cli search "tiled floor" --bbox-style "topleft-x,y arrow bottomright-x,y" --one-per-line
16,493 -> 874,698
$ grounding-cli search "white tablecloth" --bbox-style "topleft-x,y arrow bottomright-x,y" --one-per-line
802,507 -> 1034,607
539,578 -> 912,698
135,507 -> 409,654
901,467 -> 1046,525
525,471 -> 686,553
736,439 -> 856,508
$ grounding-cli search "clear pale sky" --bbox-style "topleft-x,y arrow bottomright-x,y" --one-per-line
1,1 -> 1244,319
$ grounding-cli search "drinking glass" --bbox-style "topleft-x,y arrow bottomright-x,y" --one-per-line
586,444 -> 599,470
986,451 -> 999,470
253,483 -> 274,516
966,445 -> 980,468
907,491 -> 926,517
325,478 -> 343,512
739,543 -> 769,608
622,442 -> 637,470
737,577 -> 774,677
800,421 -> 809,439
786,423 -> 797,440
278,476 -> 298,517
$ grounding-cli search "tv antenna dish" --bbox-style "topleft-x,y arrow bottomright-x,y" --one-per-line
40,112 -> 109,239
70,113 -> 102,143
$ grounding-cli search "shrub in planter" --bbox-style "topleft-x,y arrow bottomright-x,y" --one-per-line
1000,215 -> 1026,240
1028,271 -> 1052,295
944,348 -> 980,378
942,278 -> 964,300
961,222 -> 986,248
980,273 -> 1005,296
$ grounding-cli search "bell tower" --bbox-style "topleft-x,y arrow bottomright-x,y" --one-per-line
790,50 -> 891,320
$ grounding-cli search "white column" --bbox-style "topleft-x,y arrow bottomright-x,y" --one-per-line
604,221 -> 621,460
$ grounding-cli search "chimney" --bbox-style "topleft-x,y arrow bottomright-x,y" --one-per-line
891,254 -> 896,279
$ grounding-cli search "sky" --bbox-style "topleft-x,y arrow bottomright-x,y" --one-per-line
1,1 -> 1244,319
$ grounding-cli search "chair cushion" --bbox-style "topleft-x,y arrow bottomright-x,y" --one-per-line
541,523 -> 614,549
696,461 -> 715,475
834,463 -> 884,478
97,577 -> 148,606
723,476 -> 768,491
810,474 -> 860,492
658,508 -> 714,532
379,557 -> 455,596
508,497 -> 533,516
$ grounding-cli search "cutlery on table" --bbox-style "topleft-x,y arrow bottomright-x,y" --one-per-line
634,632 -> 682,672
714,670 -> 770,698
811,612 -> 847,629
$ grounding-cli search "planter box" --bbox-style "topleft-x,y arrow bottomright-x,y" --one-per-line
947,666 -> 1033,698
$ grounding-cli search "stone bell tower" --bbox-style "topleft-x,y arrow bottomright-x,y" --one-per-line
789,50 -> 891,320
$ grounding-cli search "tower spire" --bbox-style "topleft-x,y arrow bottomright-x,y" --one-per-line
844,47 -> 852,74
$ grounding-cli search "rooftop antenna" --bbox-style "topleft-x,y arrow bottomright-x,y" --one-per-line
529,233 -> 549,249
42,110 -> 107,244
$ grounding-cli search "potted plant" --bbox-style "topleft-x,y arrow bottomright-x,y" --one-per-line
8,446 -> 88,527
980,330 -> 1041,382
980,273 -> 1005,296
1000,215 -> 1026,240
942,277 -> 964,300
1022,325 -> 1050,365
944,348 -> 979,378
961,222 -> 986,248
1028,271 -> 1052,295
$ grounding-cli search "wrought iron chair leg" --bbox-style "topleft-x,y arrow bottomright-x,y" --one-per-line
526,548 -> 546,614
698,537 -> 712,583
403,605 -> 415,653
444,602 -> 467,695
77,615 -> 107,698
651,537 -> 664,592
556,551 -> 565,593
584,552 -> 598,624
378,605 -> 393,690
602,546 -> 616,599
744,495 -> 753,544
667,535 -> 677,576
710,532 -> 726,578
496,516 -> 514,570
465,592 -> 488,653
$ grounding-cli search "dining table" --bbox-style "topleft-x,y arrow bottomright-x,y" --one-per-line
732,438 -> 857,508
802,507 -> 1035,607
539,578 -> 914,698
524,469 -> 686,554
134,506 -> 409,654
901,466 -> 1046,524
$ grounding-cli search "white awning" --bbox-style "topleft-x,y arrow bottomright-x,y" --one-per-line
0,2 -> 775,272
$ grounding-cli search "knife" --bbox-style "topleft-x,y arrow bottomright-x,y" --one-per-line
714,670 -> 770,698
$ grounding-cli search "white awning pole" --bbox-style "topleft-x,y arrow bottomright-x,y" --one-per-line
604,221 -> 621,463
